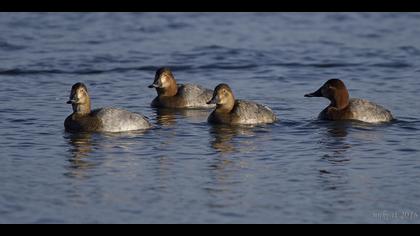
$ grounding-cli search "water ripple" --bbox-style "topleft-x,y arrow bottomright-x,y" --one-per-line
0,40 -> 26,51
1,12 -> 419,224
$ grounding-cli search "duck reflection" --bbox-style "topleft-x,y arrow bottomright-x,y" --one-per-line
209,124 -> 257,154
64,130 -> 149,179
154,108 -> 211,126
65,132 -> 96,178
317,121 -> 353,192
318,121 -> 352,162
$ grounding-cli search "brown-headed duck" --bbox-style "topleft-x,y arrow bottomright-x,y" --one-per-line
148,67 -> 215,109
207,83 -> 278,125
65,83 -> 152,132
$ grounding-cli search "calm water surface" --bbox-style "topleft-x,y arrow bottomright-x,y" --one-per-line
1,13 -> 420,223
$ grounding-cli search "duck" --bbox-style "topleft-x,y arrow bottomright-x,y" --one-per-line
304,79 -> 394,123
65,82 -> 152,132
148,67 -> 215,109
207,83 -> 278,125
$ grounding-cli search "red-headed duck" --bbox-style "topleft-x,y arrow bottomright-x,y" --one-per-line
305,79 -> 394,123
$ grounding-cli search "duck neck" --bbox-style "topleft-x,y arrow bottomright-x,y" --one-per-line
159,78 -> 178,97
72,100 -> 91,115
216,96 -> 235,113
330,90 -> 350,110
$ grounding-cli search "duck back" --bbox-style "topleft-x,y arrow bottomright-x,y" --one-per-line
92,107 -> 152,132
152,83 -> 214,109
177,84 -> 214,108
230,100 -> 278,125
347,98 -> 394,123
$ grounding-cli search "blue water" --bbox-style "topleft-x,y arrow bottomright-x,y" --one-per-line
1,13 -> 420,223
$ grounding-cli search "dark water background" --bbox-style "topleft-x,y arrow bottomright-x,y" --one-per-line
1,13 -> 420,223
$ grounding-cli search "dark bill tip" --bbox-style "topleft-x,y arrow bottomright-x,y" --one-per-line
304,89 -> 323,98
207,97 -> 217,105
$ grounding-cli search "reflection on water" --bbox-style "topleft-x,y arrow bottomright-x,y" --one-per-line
210,125 -> 237,153
67,132 -> 94,164
64,132 -> 96,179
64,130 -> 149,179
155,108 -> 177,127
154,108 -> 211,126
317,121 -> 352,191
351,121 -> 389,142
318,121 -> 352,163
205,124 -> 262,197
317,121 -> 392,194
209,124 -> 257,154
325,122 -> 349,139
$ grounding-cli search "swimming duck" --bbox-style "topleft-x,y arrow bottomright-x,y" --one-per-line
65,83 -> 152,132
305,79 -> 394,123
207,83 -> 278,125
148,67 -> 215,109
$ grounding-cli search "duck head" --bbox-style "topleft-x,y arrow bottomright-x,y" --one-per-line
67,82 -> 91,114
148,67 -> 178,97
305,79 -> 350,110
207,83 -> 236,112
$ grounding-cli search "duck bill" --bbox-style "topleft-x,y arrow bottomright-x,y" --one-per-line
207,96 -> 218,105
149,82 -> 162,88
305,87 -> 323,97
148,83 -> 160,89
66,98 -> 76,104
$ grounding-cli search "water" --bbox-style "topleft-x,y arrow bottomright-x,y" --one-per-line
1,13 -> 420,224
